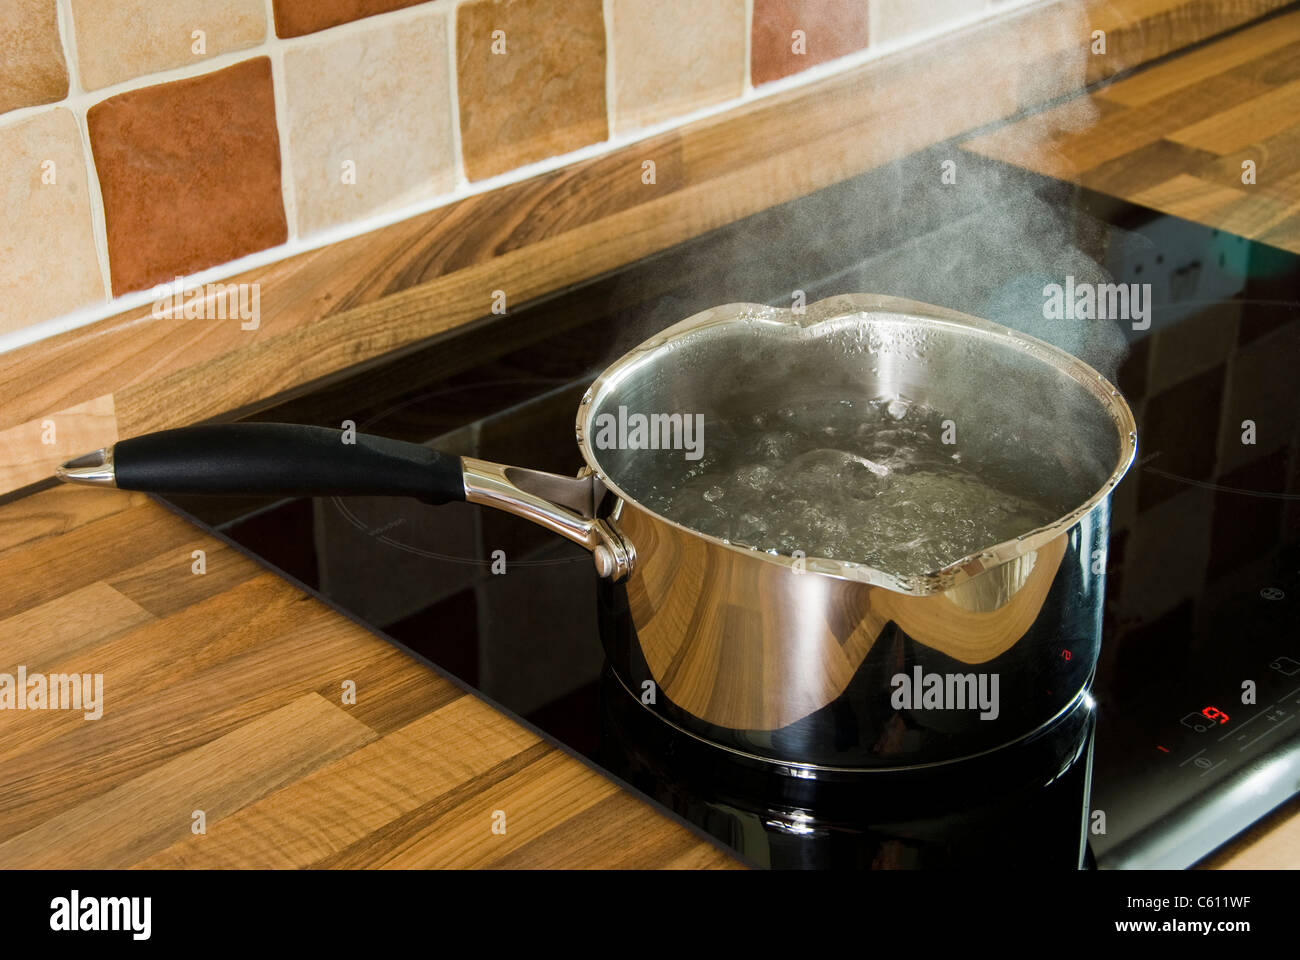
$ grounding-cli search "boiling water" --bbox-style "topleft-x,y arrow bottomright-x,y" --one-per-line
637,398 -> 1060,578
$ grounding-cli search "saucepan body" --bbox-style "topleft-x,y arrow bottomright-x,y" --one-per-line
573,295 -> 1134,768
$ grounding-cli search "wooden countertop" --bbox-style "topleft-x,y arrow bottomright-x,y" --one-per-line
0,485 -> 739,868
963,7 -> 1300,256
2,1 -> 1298,869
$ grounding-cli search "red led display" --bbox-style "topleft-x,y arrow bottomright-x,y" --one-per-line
1201,706 -> 1229,725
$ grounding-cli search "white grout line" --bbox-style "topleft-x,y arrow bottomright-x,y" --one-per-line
742,0 -> 754,96
0,0 -> 1043,357
263,0 -> 300,242
446,1 -> 467,190
54,0 -> 112,304
602,0 -> 617,133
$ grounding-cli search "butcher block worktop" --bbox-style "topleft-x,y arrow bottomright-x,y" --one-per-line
0,486 -> 738,868
2,2 -> 1299,869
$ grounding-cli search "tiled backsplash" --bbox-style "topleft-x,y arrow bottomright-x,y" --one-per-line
0,0 -> 1024,343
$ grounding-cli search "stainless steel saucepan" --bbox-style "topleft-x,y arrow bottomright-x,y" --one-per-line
59,294 -> 1136,771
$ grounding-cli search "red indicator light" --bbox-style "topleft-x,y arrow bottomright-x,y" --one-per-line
1156,745 -> 1170,753
1061,649 -> 1072,661
1201,706 -> 1229,725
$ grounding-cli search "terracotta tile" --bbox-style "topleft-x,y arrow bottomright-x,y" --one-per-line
608,0 -> 745,132
283,8 -> 455,235
0,108 -> 105,335
456,0 -> 607,181
70,0 -> 266,91
272,0 -> 431,39
87,58 -> 287,296
751,0 -> 870,86
0,0 -> 69,115
870,0 -> 989,46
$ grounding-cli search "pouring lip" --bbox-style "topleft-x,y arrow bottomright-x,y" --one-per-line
573,293 -> 1138,596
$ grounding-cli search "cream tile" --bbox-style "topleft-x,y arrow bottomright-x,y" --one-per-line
0,108 -> 105,335
283,8 -> 455,236
609,0 -> 746,132
870,0 -> 989,46
70,0 -> 266,90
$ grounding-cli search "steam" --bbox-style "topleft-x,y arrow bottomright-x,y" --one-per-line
844,180 -> 1132,381
601,1 -> 1134,381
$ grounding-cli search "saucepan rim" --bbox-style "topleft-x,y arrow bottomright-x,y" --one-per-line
574,293 -> 1138,596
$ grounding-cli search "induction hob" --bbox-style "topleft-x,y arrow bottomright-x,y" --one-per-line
157,147 -> 1300,869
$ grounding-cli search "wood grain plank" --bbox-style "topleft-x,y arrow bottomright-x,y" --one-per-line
105,536 -> 262,618
487,791 -> 740,870
1080,0 -> 1298,86
1187,119 -> 1300,190
1223,35 -> 1300,86
1205,169 -> 1300,239
0,574 -> 333,780
0,495 -> 203,620
0,395 -> 117,493
137,694 -> 541,868
1126,172 -> 1251,219
0,577 -> 382,839
1077,137 -> 1224,198
311,647 -> 463,736
1259,208 -> 1300,251
963,71 -> 1272,178
0,693 -> 375,869
0,581 -> 152,667
1127,171 -> 1300,241
316,746 -> 620,868
1096,8 -> 1300,105
0,485 -> 142,559
1167,78 -> 1300,154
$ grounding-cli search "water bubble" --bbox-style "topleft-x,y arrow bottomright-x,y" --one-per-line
885,398 -> 912,421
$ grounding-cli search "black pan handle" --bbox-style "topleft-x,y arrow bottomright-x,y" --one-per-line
68,423 -> 466,504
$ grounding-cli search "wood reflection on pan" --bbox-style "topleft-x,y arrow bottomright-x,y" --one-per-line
619,503 -> 1069,731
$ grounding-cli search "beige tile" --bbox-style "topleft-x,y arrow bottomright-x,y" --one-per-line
0,108 -> 105,335
0,0 -> 69,115
282,9 -> 455,236
456,0 -> 607,181
870,0 -> 988,46
70,0 -> 266,90
609,0 -> 746,132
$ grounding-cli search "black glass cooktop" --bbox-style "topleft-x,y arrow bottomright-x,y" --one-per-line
157,147 -> 1300,869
